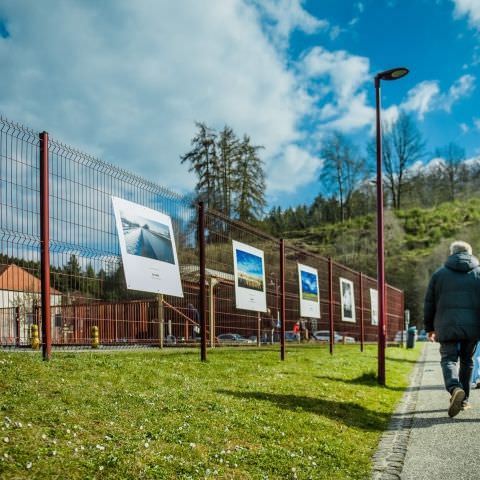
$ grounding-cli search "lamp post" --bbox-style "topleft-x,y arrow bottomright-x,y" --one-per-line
375,67 -> 409,386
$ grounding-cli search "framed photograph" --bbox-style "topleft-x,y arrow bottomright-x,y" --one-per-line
111,196 -> 183,297
232,240 -> 267,312
298,264 -> 321,318
339,277 -> 355,323
370,288 -> 378,326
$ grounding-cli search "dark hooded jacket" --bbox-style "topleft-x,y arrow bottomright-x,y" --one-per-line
424,252 -> 480,342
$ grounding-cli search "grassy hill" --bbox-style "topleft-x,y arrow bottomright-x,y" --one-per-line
283,197 -> 480,324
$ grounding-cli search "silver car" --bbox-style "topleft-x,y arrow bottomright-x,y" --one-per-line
312,330 -> 355,343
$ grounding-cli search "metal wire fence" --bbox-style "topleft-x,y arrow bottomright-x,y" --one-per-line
0,116 -> 405,355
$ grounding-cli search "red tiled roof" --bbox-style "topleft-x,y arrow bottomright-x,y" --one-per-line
0,264 -> 61,294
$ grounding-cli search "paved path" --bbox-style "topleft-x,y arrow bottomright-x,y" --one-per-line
373,341 -> 480,479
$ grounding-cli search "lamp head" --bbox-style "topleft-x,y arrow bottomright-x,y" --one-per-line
376,67 -> 409,81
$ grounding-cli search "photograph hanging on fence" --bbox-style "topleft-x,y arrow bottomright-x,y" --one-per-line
232,240 -> 267,312
112,196 -> 183,297
370,288 -> 378,326
298,263 -> 321,318
340,277 -> 356,323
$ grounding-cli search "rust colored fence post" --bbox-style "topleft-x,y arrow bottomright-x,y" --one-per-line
15,306 -> 20,347
280,239 -> 286,361
257,312 -> 261,347
359,272 -> 364,352
328,257 -> 334,355
39,131 -> 51,361
198,202 -> 207,362
158,294 -> 164,349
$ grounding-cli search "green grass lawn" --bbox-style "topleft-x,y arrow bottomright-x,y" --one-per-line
0,344 -> 421,479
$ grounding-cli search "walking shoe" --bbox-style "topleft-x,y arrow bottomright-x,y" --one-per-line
461,400 -> 471,411
448,388 -> 466,417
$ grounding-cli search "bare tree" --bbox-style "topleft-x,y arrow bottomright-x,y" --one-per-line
382,113 -> 425,209
320,131 -> 366,222
435,142 -> 466,201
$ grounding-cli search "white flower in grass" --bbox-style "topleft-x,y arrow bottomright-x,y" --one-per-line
51,451 -> 57,456
27,423 -> 32,428
104,435 -> 112,441
14,422 -> 22,428
189,443 -> 196,448
26,462 -> 32,469
144,442 -> 149,448
96,444 -> 105,451
99,466 -> 104,471
41,434 -> 47,440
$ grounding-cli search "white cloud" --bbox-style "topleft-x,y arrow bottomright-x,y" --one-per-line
301,47 -> 370,105
453,0 -> 480,29
440,74 -> 476,111
299,46 -> 375,132
250,0 -> 328,49
267,144 -> 322,193
460,122 -> 470,133
0,0 -> 323,197
325,92 -> 374,131
400,74 -> 475,119
401,81 -> 440,120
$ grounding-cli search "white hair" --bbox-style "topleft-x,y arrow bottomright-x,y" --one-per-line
450,241 -> 472,255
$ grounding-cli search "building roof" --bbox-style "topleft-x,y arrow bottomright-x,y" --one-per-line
0,264 -> 61,294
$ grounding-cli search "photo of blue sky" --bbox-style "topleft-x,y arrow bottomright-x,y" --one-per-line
301,270 -> 318,301
236,249 -> 264,292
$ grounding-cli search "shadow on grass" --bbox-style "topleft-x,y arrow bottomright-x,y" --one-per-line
385,356 -> 422,364
314,371 -> 405,391
217,389 -> 390,432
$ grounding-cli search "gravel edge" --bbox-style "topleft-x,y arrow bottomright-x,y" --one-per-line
371,345 -> 427,480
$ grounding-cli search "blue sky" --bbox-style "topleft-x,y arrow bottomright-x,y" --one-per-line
236,250 -> 264,277
0,0 -> 479,211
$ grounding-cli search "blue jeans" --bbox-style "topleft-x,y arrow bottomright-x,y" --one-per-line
439,340 -> 477,401
471,341 -> 480,384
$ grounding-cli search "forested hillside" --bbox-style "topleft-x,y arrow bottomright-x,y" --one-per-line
281,197 -> 480,325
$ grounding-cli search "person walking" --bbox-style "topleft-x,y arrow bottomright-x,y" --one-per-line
424,240 -> 480,417
293,321 -> 301,343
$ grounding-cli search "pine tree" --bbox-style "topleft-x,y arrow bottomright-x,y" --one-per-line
180,122 -> 219,209
234,135 -> 266,221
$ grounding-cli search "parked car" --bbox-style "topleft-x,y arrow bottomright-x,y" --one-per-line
216,333 -> 255,344
312,330 -> 355,343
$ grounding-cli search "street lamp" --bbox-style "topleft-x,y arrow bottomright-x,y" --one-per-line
375,67 -> 409,386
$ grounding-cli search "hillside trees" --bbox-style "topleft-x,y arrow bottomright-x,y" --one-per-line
181,123 -> 266,221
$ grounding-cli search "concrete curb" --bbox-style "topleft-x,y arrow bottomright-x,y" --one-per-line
371,344 -> 427,480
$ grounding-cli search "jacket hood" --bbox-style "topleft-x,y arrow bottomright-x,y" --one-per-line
445,252 -> 479,272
